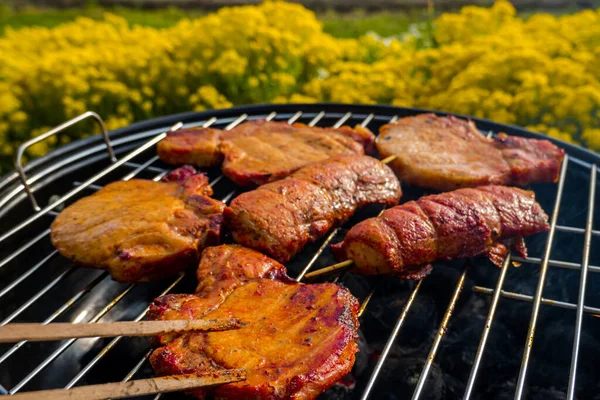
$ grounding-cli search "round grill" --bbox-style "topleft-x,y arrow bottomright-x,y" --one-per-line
0,104 -> 598,400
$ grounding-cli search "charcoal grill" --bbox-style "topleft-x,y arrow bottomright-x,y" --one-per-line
1,103 -> 599,400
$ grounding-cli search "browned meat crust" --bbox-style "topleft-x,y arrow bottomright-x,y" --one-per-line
194,244 -> 291,298
377,114 -> 564,191
157,128 -> 223,167
157,120 -> 376,187
331,185 -> 549,278
148,248 -> 360,400
224,155 -> 402,263
147,244 -> 292,346
50,166 -> 225,282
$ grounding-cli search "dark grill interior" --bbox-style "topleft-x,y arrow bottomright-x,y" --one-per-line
0,104 -> 598,400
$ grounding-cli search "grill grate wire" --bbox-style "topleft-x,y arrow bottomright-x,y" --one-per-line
0,107 -> 597,399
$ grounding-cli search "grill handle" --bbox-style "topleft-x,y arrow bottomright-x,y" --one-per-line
14,111 -> 116,211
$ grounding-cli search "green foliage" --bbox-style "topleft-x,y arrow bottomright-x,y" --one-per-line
321,9 -> 429,38
0,5 -> 204,33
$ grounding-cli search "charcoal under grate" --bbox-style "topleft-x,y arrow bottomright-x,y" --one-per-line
0,104 -> 598,400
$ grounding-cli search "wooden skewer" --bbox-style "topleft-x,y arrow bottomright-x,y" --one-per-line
0,318 -> 242,343
304,260 -> 354,279
380,154 -> 397,164
9,369 -> 246,400
304,155 -> 398,280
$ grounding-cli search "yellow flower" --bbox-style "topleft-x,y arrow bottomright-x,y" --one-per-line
208,50 -> 248,78
248,77 -> 260,88
1,0 -> 599,174
142,101 -> 153,113
10,111 -> 27,124
289,94 -> 318,103
582,128 -> 600,151
190,85 -> 233,110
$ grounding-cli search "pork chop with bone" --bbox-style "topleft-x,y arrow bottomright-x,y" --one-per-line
148,244 -> 360,400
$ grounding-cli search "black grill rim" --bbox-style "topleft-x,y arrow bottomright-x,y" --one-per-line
2,103 -> 599,192
0,103 -> 598,399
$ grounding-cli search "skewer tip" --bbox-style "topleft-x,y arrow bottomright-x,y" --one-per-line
381,155 -> 397,165
304,259 -> 354,279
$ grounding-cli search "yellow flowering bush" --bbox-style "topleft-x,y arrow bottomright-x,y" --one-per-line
0,0 -> 599,173
299,1 -> 600,148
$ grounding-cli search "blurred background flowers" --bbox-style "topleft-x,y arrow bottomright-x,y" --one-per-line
1,0 -> 599,173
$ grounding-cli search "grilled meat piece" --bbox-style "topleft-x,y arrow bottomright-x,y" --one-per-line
50,166 -> 225,282
195,244 -> 290,297
157,120 -> 376,187
147,244 -> 292,346
331,185 -> 549,278
221,120 -> 375,187
149,279 -> 360,400
157,127 -> 223,167
377,114 -> 564,191
224,155 -> 402,263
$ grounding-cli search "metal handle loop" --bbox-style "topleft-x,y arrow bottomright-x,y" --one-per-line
14,111 -> 116,211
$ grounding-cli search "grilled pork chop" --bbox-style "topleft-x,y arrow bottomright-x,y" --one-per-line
377,114 -> 564,191
147,244 -> 291,346
148,246 -> 360,400
50,166 -> 224,282
158,120 -> 375,187
224,154 -> 402,263
332,185 -> 549,279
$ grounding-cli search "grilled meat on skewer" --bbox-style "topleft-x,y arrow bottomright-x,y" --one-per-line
51,166 -> 224,282
331,185 -> 549,279
148,245 -> 360,400
224,154 -> 402,263
158,120 -> 375,187
377,114 -> 564,191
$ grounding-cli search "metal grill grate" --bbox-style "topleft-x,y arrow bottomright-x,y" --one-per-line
0,104 -> 597,399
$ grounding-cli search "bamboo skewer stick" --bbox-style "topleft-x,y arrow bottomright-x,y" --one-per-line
9,370 -> 246,400
304,260 -> 354,279
380,154 -> 397,164
0,319 -> 242,343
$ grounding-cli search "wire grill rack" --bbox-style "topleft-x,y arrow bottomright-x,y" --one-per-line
0,104 -> 598,399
